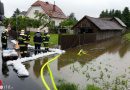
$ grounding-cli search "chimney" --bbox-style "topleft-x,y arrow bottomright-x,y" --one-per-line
53,1 -> 56,11
45,2 -> 49,4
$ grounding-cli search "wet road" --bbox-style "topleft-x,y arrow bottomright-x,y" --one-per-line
0,27 -> 130,90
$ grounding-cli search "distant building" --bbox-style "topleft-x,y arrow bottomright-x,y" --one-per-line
19,11 -> 27,17
26,0 -> 66,26
72,16 -> 127,40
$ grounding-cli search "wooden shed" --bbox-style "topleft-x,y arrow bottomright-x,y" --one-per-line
72,16 -> 126,40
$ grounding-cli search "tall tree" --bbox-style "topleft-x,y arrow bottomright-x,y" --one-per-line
12,8 -> 21,17
100,9 -> 109,18
122,7 -> 130,26
100,10 -> 105,17
60,13 -> 78,27
114,10 -> 122,19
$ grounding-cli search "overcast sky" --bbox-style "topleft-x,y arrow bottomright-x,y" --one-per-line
1,0 -> 130,20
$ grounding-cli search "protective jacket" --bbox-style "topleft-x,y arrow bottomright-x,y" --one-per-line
34,32 -> 42,44
1,31 -> 7,46
18,34 -> 26,47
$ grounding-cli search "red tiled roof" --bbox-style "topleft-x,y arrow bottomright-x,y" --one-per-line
32,1 -> 66,19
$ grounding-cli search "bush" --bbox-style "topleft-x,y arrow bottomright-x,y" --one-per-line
123,33 -> 130,41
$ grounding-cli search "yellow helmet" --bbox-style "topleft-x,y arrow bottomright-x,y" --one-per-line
5,29 -> 8,32
21,30 -> 25,32
20,30 -> 25,35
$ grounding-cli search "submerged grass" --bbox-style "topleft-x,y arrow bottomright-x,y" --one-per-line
86,84 -> 102,90
56,80 -> 102,90
57,82 -> 78,90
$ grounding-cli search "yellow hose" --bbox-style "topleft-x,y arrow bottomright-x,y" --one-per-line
40,54 -> 61,90
47,64 -> 58,90
77,49 -> 89,56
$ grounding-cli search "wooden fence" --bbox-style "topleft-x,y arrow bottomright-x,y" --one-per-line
58,33 -> 96,49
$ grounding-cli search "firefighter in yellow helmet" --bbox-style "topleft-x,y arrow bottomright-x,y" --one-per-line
1,29 -> 8,49
24,31 -> 30,47
18,30 -> 27,57
43,30 -> 50,52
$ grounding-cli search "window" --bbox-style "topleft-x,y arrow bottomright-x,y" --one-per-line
34,10 -> 39,14
79,27 -> 93,34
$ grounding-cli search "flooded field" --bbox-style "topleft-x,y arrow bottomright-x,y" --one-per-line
1,37 -> 130,90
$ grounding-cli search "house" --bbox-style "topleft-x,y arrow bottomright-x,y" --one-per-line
72,16 -> 127,40
26,0 -> 66,26
19,11 -> 27,17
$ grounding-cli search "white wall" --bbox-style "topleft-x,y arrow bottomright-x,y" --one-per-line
51,18 -> 64,26
26,6 -> 45,19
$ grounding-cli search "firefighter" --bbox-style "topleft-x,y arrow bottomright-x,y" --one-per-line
25,31 -> 30,47
43,31 -> 50,52
18,30 -> 27,57
33,29 -> 42,55
1,29 -> 8,49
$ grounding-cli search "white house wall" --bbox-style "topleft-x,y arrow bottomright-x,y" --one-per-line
51,18 -> 64,26
26,6 -> 45,19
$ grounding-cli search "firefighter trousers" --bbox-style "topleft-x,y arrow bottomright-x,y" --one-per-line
35,44 -> 41,55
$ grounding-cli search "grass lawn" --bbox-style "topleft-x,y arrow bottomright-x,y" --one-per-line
29,32 -> 58,46
123,33 -> 130,41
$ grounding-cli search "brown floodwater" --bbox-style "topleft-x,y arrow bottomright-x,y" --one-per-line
0,37 -> 130,90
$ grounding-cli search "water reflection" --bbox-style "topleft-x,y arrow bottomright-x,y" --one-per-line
33,58 -> 48,78
2,59 -> 9,77
24,63 -> 31,70
58,37 -> 124,69
119,41 -> 130,58
56,37 -> 130,89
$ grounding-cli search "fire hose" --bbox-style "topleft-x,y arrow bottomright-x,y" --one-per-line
40,54 -> 61,90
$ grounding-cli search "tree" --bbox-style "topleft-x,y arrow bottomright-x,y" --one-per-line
34,12 -> 53,30
122,7 -> 130,27
100,10 -> 105,17
114,10 -> 122,19
109,9 -> 115,17
12,8 -> 21,17
60,13 -> 78,27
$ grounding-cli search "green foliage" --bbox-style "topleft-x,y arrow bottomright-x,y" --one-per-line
100,7 -> 130,27
123,33 -> 130,41
122,7 -> 130,26
57,82 -> 78,90
34,12 -> 54,30
86,84 -> 102,90
3,11 -> 54,31
3,16 -> 41,31
60,13 -> 78,27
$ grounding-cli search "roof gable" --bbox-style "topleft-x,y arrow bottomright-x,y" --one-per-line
113,17 -> 127,27
31,1 -> 66,19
